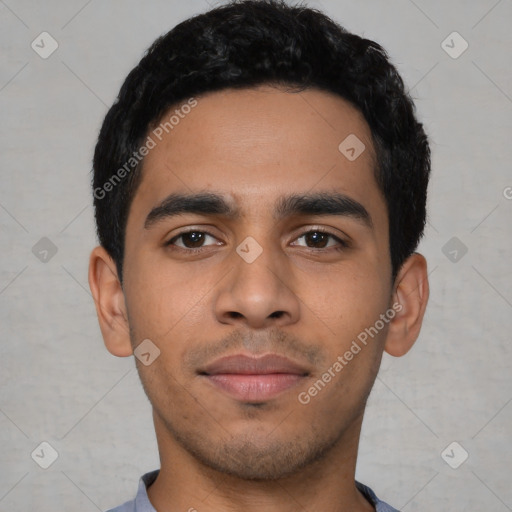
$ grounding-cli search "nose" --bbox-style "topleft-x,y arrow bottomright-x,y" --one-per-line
213,238 -> 301,330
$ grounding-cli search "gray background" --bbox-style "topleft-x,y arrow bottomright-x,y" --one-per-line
1,0 -> 511,510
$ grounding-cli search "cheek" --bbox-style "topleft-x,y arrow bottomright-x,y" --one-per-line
299,260 -> 390,335
124,259 -> 209,342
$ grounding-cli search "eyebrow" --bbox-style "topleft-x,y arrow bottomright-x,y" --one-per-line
144,191 -> 373,230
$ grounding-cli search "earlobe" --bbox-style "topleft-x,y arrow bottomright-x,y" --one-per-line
384,253 -> 429,357
88,246 -> 133,357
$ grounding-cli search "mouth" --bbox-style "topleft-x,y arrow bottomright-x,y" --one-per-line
199,353 -> 310,402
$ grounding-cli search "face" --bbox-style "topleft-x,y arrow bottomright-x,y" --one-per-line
121,86 -> 394,479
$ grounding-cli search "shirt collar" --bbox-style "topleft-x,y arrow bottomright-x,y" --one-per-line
130,469 -> 399,512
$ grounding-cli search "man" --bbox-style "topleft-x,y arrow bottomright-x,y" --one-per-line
88,0 -> 430,510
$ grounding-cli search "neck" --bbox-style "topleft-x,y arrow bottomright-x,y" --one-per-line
146,411 -> 375,512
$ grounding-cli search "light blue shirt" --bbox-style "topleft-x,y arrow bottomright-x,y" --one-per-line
105,469 -> 400,511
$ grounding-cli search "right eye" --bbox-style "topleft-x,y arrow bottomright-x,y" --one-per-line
165,230 -> 223,251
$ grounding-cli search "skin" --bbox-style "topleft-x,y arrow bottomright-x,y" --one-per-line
89,85 -> 429,512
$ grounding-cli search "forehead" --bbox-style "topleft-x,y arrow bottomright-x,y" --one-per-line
127,85 -> 386,231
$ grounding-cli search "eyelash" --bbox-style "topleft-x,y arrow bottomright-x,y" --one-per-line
165,227 -> 349,253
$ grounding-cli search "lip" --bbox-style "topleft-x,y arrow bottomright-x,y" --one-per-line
200,354 -> 309,402
201,353 -> 309,376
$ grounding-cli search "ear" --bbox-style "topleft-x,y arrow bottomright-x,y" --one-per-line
384,252 -> 429,357
88,246 -> 133,357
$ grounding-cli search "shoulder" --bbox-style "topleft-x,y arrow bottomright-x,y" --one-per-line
356,481 -> 401,512
104,501 -> 136,512
104,469 -> 160,512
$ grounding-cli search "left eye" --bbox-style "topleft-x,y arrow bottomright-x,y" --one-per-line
292,230 -> 346,249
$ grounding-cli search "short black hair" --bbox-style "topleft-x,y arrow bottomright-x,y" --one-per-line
92,0 -> 430,284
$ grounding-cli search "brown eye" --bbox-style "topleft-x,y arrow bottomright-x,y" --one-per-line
178,231 -> 206,248
293,230 -> 347,250
304,231 -> 330,248
166,230 -> 220,250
